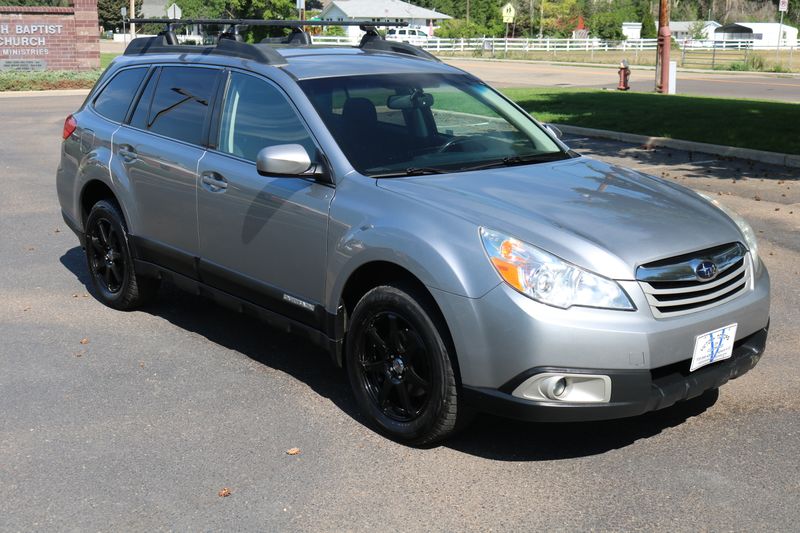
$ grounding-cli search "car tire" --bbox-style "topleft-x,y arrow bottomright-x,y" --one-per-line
84,199 -> 158,310
346,283 -> 463,445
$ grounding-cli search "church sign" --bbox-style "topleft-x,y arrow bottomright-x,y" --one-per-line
0,1 -> 99,72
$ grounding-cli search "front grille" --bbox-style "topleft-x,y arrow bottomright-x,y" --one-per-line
636,243 -> 752,319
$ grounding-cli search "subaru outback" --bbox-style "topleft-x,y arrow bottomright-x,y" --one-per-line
56,21 -> 770,445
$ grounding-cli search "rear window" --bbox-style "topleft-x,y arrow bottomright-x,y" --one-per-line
134,66 -> 219,146
93,68 -> 147,123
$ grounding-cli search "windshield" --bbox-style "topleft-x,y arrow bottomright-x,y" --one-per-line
299,73 -> 567,177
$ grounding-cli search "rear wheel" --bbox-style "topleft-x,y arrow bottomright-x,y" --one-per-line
346,284 -> 462,445
84,199 -> 158,310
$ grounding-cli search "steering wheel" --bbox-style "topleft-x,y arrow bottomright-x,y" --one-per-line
436,136 -> 472,154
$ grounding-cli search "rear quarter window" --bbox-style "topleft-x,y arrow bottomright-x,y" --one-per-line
93,67 -> 148,123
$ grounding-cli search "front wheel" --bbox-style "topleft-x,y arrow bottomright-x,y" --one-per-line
346,284 -> 463,445
84,199 -> 158,310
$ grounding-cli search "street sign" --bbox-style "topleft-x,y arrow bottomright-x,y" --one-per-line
779,0 -> 788,12
502,3 -> 516,24
296,0 -> 306,9
120,6 -> 127,17
167,3 -> 182,19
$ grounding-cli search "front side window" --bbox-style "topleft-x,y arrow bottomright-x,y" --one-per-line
216,72 -> 315,162
93,67 -> 147,123
300,73 -> 566,176
140,66 -> 219,145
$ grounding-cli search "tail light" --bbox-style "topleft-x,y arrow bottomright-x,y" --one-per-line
63,114 -> 77,140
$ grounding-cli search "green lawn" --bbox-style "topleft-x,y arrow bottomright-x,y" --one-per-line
501,88 -> 800,155
101,52 -> 118,69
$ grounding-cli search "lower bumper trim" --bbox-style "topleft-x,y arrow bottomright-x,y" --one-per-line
463,324 -> 768,423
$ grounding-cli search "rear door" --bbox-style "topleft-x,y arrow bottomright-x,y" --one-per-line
196,70 -> 333,328
112,65 -> 221,278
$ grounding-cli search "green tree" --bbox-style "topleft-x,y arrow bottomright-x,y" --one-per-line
640,9 -> 656,38
98,0 -> 143,30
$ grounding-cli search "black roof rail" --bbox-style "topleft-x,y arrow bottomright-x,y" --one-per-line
124,19 -> 438,63
358,26 -> 440,62
123,33 -> 288,66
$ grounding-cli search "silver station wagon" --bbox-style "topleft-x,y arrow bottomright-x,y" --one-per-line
57,21 -> 770,444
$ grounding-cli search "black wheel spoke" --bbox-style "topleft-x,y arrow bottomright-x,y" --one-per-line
90,236 -> 105,255
109,262 -> 123,285
396,383 -> 414,414
405,367 -> 428,389
378,378 -> 393,407
102,267 -> 112,288
361,359 -> 385,373
366,326 -> 388,354
387,314 -> 400,348
98,221 -> 110,246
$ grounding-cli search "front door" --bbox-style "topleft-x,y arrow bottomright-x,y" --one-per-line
197,71 -> 334,328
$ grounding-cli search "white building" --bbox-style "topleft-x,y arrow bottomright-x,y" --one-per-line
714,22 -> 798,48
621,22 -> 642,40
664,20 -> 721,41
320,0 -> 451,40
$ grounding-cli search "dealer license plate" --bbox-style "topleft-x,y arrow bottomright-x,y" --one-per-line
690,323 -> 738,372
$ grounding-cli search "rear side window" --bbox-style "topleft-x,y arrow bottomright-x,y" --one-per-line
137,66 -> 219,146
93,68 -> 147,123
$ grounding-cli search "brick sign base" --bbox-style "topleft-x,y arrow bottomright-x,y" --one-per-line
0,0 -> 99,71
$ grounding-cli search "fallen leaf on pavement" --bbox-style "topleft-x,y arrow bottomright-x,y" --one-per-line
75,351 -> 84,358
54,228 -> 61,233
218,488 -> 232,497
79,338 -> 89,345
754,195 -> 761,201
286,448 -> 301,456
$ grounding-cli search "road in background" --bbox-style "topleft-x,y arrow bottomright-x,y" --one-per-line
2,95 -> 799,531
447,58 -> 800,102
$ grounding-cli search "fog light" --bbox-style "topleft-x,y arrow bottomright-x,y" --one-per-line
512,372 -> 612,403
543,376 -> 568,400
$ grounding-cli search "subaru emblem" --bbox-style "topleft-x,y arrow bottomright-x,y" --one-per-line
695,261 -> 718,281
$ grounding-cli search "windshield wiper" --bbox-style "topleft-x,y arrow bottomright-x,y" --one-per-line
459,153 -> 567,172
369,167 -> 450,178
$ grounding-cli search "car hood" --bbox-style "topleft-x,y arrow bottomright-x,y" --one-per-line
376,157 -> 743,280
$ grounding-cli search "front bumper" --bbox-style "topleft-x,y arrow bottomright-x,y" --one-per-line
463,325 -> 768,422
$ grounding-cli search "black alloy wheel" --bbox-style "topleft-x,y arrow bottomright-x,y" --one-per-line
84,199 -> 158,310
346,284 -> 463,445
357,311 -> 432,422
87,216 -> 125,294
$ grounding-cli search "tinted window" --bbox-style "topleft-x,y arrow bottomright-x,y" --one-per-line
146,66 -> 218,145
217,72 -> 314,162
129,68 -> 158,130
93,68 -> 147,123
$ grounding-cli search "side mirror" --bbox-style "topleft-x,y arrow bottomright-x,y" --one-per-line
257,144 -> 323,178
544,123 -> 563,139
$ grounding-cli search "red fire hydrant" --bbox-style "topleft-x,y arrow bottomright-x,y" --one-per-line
617,59 -> 631,91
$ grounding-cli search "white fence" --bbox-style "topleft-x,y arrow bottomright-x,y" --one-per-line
312,36 -> 660,52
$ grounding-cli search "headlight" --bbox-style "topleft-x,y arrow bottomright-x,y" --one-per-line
480,228 -> 634,310
697,193 -> 760,272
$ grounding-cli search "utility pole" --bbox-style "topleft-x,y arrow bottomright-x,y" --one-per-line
539,0 -> 544,39
466,0 -> 470,24
129,0 -> 135,37
655,0 -> 671,93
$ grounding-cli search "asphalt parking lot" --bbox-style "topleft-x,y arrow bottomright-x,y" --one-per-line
1,94 -> 799,531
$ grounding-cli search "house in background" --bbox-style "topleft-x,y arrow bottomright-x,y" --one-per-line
714,22 -> 798,47
655,20 -> 721,41
320,0 -> 451,40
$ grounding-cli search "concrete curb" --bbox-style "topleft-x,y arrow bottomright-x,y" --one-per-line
0,89 -> 90,98
555,124 -> 800,169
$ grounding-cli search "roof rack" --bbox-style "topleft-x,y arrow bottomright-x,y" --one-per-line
124,19 -> 437,64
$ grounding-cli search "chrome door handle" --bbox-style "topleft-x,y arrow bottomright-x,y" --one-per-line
201,172 -> 228,192
118,145 -> 137,163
